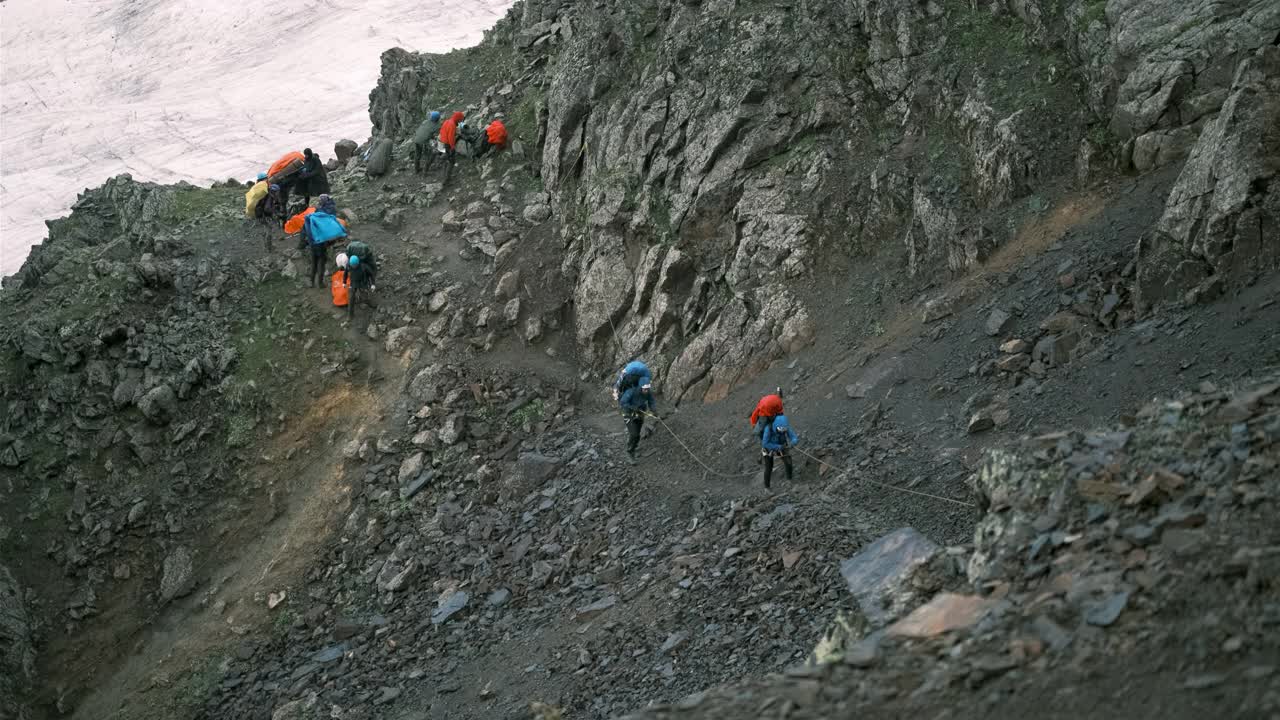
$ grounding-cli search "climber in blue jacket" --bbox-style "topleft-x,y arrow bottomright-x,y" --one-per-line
760,414 -> 798,489
614,360 -> 656,462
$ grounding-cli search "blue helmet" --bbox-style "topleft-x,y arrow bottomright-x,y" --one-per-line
349,255 -> 360,267
430,110 -> 441,122
257,172 -> 268,180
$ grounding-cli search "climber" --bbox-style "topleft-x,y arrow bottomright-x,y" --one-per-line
414,110 -> 442,174
342,240 -> 378,320
759,414 -> 799,490
330,253 -> 351,308
296,148 -> 331,208
749,389 -> 785,442
472,117 -> 508,159
255,183 -> 288,252
316,193 -> 337,216
618,376 -> 657,463
438,111 -> 465,183
300,208 -> 347,289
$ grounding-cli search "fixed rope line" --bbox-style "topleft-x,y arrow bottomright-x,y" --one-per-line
790,446 -> 976,508
642,411 -> 759,479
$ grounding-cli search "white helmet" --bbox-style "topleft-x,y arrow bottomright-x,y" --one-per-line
336,253 -> 349,268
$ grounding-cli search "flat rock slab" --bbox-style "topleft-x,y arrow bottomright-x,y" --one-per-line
887,593 -> 992,638
839,527 -> 940,624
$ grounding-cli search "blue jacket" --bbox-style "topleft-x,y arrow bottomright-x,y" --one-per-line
761,415 -> 798,452
619,386 -> 656,413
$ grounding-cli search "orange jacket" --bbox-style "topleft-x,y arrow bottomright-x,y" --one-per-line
750,395 -> 784,427
486,119 -> 508,146
439,111 -> 465,148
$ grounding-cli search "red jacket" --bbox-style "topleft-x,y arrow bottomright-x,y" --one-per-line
750,394 -> 784,427
486,119 -> 508,146
438,111 -> 465,149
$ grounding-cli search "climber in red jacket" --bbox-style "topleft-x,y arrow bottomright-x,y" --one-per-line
438,111 -> 465,183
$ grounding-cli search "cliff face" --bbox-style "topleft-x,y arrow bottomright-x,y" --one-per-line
369,0 -> 1278,403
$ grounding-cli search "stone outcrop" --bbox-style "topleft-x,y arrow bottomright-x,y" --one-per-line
1134,45 -> 1280,309
0,565 -> 33,720
363,0 -> 1277,399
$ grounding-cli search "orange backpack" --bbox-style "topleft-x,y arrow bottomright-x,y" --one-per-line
330,270 -> 349,307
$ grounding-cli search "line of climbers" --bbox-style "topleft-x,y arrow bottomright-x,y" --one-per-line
412,109 -> 508,182
613,362 -> 799,489
243,150 -> 378,320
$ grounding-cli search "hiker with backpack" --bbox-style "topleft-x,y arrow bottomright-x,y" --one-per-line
472,117 -> 508,159
300,206 -> 348,288
255,183 -> 288,252
414,111 -> 442,174
340,239 -> 378,320
759,414 -> 799,489
613,361 -> 657,462
438,111 -> 465,183
296,148 -> 331,208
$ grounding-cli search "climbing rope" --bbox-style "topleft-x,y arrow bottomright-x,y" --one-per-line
790,446 -> 976,508
642,411 -> 758,479
640,412 -> 975,507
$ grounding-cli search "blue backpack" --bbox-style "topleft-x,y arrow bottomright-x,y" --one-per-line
615,360 -> 651,393
304,211 -> 347,245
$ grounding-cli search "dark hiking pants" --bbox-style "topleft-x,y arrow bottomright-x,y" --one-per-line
762,449 -> 793,489
309,246 -> 326,287
624,412 -> 644,455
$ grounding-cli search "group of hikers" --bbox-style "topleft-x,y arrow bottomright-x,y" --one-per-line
242,108 -> 508,317
244,151 -> 377,319
613,361 -> 798,488
412,109 -> 508,181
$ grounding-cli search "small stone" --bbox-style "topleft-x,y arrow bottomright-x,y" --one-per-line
843,636 -> 880,668
487,588 -> 511,607
574,595 -> 618,620
432,590 -> 470,625
160,546 -> 195,602
1181,674 -> 1225,690
922,295 -> 955,323
999,339 -> 1029,354
1083,590 -> 1129,627
997,353 -> 1030,373
1123,524 -> 1156,546
968,411 -> 995,434
495,270 -> 521,300
503,298 -> 521,327
398,452 -> 425,484
1160,527 -> 1204,556
845,384 -> 868,399
375,686 -> 402,705
985,309 -> 1011,336
659,632 -> 688,654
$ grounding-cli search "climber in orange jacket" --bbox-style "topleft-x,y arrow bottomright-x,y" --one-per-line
472,118 -> 508,158
438,111 -> 465,182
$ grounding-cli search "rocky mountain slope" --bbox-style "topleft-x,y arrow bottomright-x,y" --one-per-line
1,1 -> 1277,719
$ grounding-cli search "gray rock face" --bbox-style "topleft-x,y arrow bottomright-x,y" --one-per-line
0,565 -> 33,720
1135,45 -> 1280,310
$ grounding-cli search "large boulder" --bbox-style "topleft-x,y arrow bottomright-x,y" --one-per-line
366,138 -> 394,177
334,139 -> 358,162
